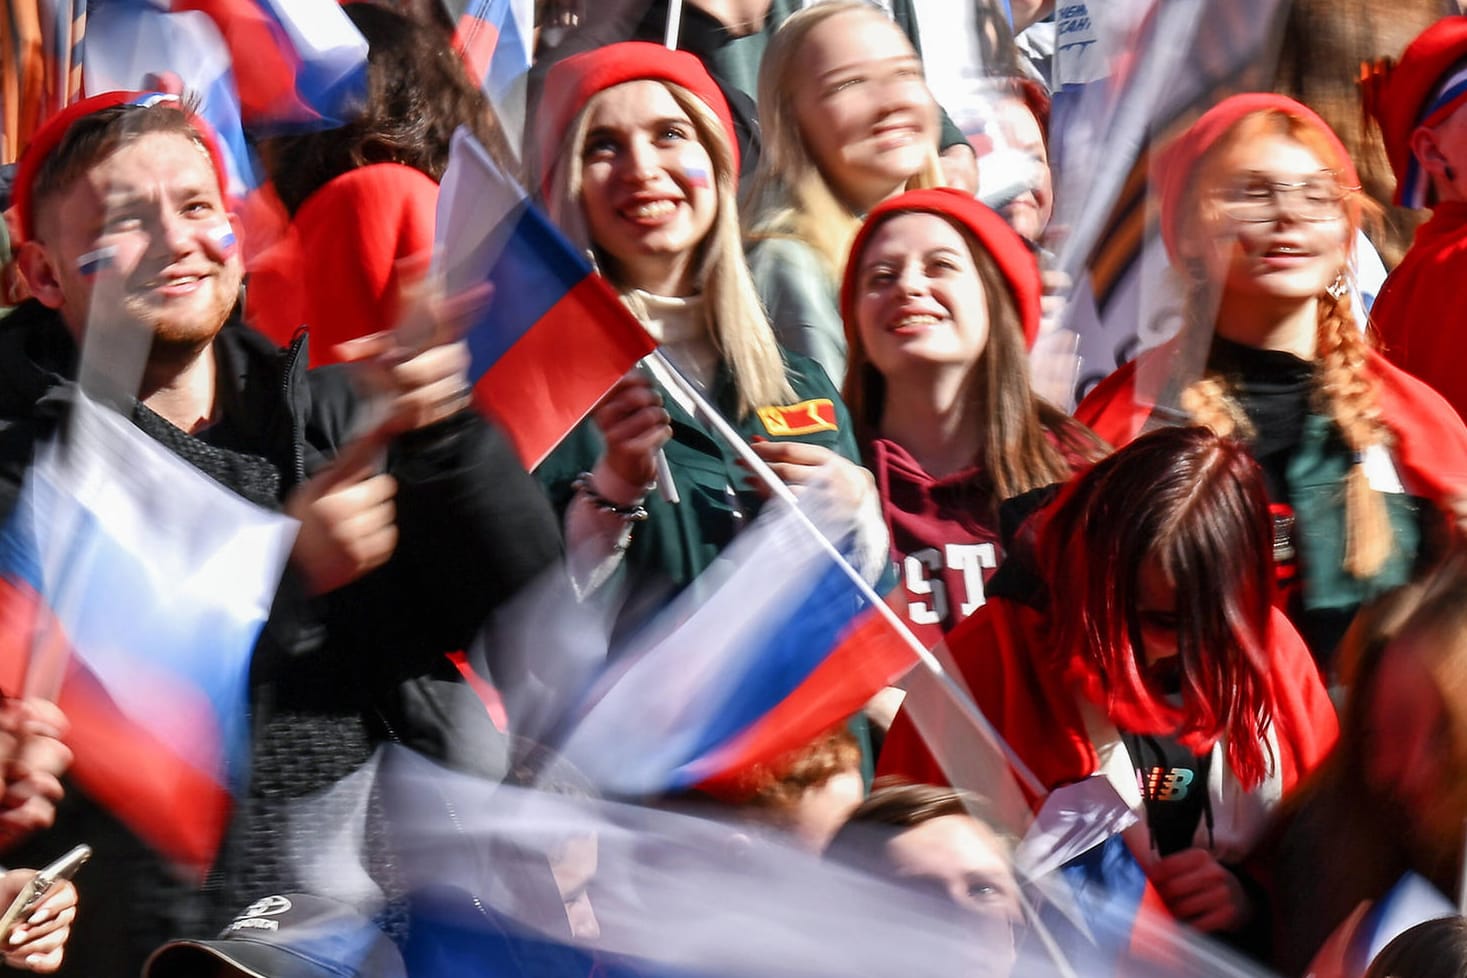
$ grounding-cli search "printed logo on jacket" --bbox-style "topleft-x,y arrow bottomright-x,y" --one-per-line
757,398 -> 839,437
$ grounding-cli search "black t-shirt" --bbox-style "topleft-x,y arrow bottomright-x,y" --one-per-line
1123,728 -> 1212,857
1120,663 -> 1212,857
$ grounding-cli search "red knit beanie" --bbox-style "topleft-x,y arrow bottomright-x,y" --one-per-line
1156,93 -> 1360,262
535,42 -> 739,199
14,91 -> 231,242
1361,17 -> 1467,207
840,188 -> 1043,350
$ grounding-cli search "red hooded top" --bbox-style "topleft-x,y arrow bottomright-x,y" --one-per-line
247,163 -> 439,363
867,437 -> 1006,651
878,596 -> 1338,849
1370,201 -> 1467,423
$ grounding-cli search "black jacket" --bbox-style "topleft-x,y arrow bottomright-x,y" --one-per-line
0,299 -> 563,975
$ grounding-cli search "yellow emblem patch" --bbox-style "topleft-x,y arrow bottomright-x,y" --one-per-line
756,398 -> 840,437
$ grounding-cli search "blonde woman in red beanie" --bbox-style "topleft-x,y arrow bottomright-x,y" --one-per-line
1075,93 -> 1467,677
532,42 -> 887,603
839,188 -> 1102,652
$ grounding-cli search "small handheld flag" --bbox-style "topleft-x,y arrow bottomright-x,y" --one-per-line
434,127 -> 657,469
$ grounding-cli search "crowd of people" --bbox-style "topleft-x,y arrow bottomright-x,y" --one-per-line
5,0 -> 1467,976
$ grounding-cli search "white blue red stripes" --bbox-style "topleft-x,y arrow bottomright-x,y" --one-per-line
75,246 -> 117,278
436,128 -> 655,467
0,396 -> 295,871
1401,57 -> 1467,209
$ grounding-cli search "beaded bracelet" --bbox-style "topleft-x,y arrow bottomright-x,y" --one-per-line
572,472 -> 650,522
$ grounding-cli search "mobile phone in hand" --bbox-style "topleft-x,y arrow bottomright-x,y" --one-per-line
0,844 -> 90,944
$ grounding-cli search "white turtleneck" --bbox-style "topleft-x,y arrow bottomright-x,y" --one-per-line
632,290 -> 719,413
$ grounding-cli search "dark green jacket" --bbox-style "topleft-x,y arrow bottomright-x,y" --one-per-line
538,352 -> 858,595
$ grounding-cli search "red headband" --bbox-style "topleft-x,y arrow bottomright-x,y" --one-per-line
535,43 -> 739,199
13,91 -> 231,242
1157,93 -> 1360,261
1361,17 -> 1467,205
841,188 -> 1043,350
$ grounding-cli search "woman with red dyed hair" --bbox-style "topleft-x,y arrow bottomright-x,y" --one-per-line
1075,94 -> 1467,672
879,425 -> 1338,938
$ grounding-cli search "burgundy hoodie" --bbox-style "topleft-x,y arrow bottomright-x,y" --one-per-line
867,436 -> 1005,652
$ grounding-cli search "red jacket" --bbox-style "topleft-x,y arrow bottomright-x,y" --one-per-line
248,163 -> 439,364
1372,201 -> 1467,423
878,597 -> 1338,858
1073,341 -> 1467,508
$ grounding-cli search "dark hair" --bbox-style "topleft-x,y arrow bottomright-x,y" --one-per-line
1041,425 -> 1277,787
28,98 -> 214,238
825,780 -> 1010,868
263,3 -> 514,215
1365,917 -> 1467,978
843,780 -> 978,828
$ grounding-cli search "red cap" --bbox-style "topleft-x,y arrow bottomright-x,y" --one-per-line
1156,93 -> 1360,261
535,43 -> 739,198
840,188 -> 1043,350
1361,17 -> 1467,206
13,91 -> 231,242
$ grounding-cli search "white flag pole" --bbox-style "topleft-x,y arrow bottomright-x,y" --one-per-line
664,0 -> 684,49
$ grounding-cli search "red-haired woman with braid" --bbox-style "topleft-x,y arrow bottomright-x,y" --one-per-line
1076,94 -> 1467,674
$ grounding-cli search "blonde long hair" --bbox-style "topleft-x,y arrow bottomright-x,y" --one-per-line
1176,109 -> 1392,579
744,0 -> 944,281
545,81 -> 794,416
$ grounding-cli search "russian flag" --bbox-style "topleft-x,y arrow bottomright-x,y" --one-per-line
0,396 -> 296,874
449,0 -> 532,159
557,495 -> 915,796
83,4 -> 259,197
448,0 -> 531,100
1041,834 -> 1194,977
435,127 -> 657,470
106,0 -> 369,133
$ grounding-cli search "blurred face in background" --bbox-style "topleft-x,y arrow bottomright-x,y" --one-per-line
791,8 -> 939,212
882,815 -> 1022,977
973,96 -> 1051,244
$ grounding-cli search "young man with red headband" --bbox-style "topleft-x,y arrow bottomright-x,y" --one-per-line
4,91 -> 561,975
1364,17 -> 1467,421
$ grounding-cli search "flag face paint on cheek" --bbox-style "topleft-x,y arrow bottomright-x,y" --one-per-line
76,246 -> 119,279
681,149 -> 711,189
206,223 -> 238,256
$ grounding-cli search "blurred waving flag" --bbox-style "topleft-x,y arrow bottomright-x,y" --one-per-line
445,0 -> 533,159
434,127 -> 657,469
83,4 -> 259,196
87,0 -> 368,133
2,0 -> 83,163
0,395 -> 296,874
558,494 -> 915,796
1049,0 -> 1291,405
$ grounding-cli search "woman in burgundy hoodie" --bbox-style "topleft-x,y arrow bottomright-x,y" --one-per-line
839,188 -> 1102,652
